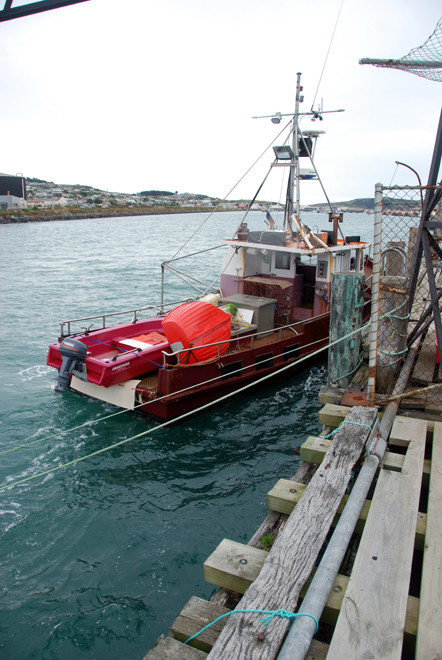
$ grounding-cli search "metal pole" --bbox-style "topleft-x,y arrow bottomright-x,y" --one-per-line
277,338 -> 420,659
367,183 -> 383,405
277,419 -> 384,660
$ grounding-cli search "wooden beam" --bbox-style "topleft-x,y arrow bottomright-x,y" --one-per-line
169,597 -> 230,653
327,418 -> 427,659
299,432 -> 430,476
204,539 -> 267,594
202,539 -> 420,639
208,406 -> 378,659
416,422 -> 442,658
142,634 -> 207,659
267,478 -> 427,551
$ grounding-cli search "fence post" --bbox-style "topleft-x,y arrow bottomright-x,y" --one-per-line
367,183 -> 383,406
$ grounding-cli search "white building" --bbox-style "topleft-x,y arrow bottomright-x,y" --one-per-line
0,194 -> 28,210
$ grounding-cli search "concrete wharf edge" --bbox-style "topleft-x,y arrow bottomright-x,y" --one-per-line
144,405 -> 441,659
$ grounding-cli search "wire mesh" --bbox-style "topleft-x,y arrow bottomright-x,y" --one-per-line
370,185 -> 442,411
360,17 -> 442,82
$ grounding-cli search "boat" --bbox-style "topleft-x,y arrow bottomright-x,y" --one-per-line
47,73 -> 372,421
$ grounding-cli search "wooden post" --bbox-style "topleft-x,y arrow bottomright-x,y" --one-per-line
328,272 -> 365,388
376,275 -> 408,393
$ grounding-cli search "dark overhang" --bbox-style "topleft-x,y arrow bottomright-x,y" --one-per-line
0,0 -> 90,22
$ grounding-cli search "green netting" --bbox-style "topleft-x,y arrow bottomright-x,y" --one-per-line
360,17 -> 442,82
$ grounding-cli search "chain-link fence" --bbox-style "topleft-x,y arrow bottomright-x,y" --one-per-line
368,184 -> 442,412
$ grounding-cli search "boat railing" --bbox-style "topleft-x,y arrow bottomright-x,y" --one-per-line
161,313 -> 329,366
58,299 -> 193,337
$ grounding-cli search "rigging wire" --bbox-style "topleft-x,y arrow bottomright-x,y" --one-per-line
310,0 -> 345,111
169,119 -> 291,262
0,322 -> 369,494
0,302 -> 410,492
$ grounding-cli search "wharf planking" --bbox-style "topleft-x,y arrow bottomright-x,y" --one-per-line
206,406 -> 377,659
327,417 -> 427,659
415,421 -> 442,659
144,407 -> 441,659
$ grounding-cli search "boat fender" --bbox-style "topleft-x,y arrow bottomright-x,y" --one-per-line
54,338 -> 88,393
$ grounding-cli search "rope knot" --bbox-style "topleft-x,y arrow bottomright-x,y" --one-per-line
259,609 -> 294,626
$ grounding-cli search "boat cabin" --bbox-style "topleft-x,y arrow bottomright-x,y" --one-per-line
220,225 -> 370,326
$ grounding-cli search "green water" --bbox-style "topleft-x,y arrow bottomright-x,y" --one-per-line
0,211 -> 344,658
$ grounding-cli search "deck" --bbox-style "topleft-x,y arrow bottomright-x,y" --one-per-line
143,404 -> 442,659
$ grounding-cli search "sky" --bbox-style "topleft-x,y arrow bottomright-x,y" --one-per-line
1,0 -> 441,205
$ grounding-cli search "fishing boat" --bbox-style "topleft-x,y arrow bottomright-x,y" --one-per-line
47,73 -> 372,421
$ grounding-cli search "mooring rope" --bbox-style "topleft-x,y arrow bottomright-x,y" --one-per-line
1,301 -> 411,490
183,608 -> 319,646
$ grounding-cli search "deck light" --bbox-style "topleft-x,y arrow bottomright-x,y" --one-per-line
273,145 -> 294,160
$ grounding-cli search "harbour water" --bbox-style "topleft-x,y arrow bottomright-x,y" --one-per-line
0,211 -> 372,659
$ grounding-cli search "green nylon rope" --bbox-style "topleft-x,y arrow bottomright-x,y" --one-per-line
183,608 -> 319,646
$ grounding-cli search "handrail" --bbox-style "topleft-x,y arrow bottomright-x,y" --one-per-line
161,313 -> 328,366
58,299 -> 192,337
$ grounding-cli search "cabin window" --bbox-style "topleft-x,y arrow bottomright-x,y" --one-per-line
283,344 -> 300,361
222,361 -> 242,380
255,353 -> 274,369
271,251 -> 295,277
275,252 -> 291,270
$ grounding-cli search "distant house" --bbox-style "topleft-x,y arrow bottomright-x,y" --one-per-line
27,196 -> 69,209
0,194 -> 28,210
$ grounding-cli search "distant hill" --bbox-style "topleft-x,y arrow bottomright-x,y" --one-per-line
315,198 -> 374,211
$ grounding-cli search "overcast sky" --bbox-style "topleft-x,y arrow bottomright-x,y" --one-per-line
1,0 -> 441,205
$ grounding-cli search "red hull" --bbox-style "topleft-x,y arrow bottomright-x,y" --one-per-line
47,317 -> 169,388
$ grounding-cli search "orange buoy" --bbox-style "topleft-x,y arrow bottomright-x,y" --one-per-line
162,302 -> 231,364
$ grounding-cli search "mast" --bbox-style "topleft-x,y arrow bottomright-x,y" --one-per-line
286,72 -> 303,227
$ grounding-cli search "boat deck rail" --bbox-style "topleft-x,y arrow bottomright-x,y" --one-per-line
161,314 -> 329,367
58,299 -> 193,337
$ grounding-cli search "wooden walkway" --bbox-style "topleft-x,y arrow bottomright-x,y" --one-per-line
144,404 -> 442,659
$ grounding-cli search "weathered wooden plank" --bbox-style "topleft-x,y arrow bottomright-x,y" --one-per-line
390,415 -> 432,447
416,421 -> 442,659
208,406 -> 378,659
204,539 -> 267,594
327,418 -> 427,659
267,477 -> 427,551
169,597 -> 230,653
142,634 -> 207,659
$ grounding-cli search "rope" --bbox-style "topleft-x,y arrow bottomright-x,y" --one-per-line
183,608 -> 319,646
2,299 -> 409,463
322,420 -> 373,439
0,326 -> 364,492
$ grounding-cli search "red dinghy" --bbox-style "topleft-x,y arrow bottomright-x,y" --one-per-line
162,301 -> 231,364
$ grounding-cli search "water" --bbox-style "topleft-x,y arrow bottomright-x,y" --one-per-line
0,211 -> 369,659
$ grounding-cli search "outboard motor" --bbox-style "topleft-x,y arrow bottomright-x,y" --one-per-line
54,338 -> 88,393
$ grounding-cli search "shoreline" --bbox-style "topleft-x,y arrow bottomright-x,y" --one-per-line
0,205 -> 232,225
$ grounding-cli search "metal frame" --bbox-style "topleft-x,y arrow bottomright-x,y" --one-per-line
0,0 -> 89,22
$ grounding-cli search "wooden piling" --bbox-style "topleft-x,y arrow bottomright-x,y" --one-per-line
328,272 -> 365,388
